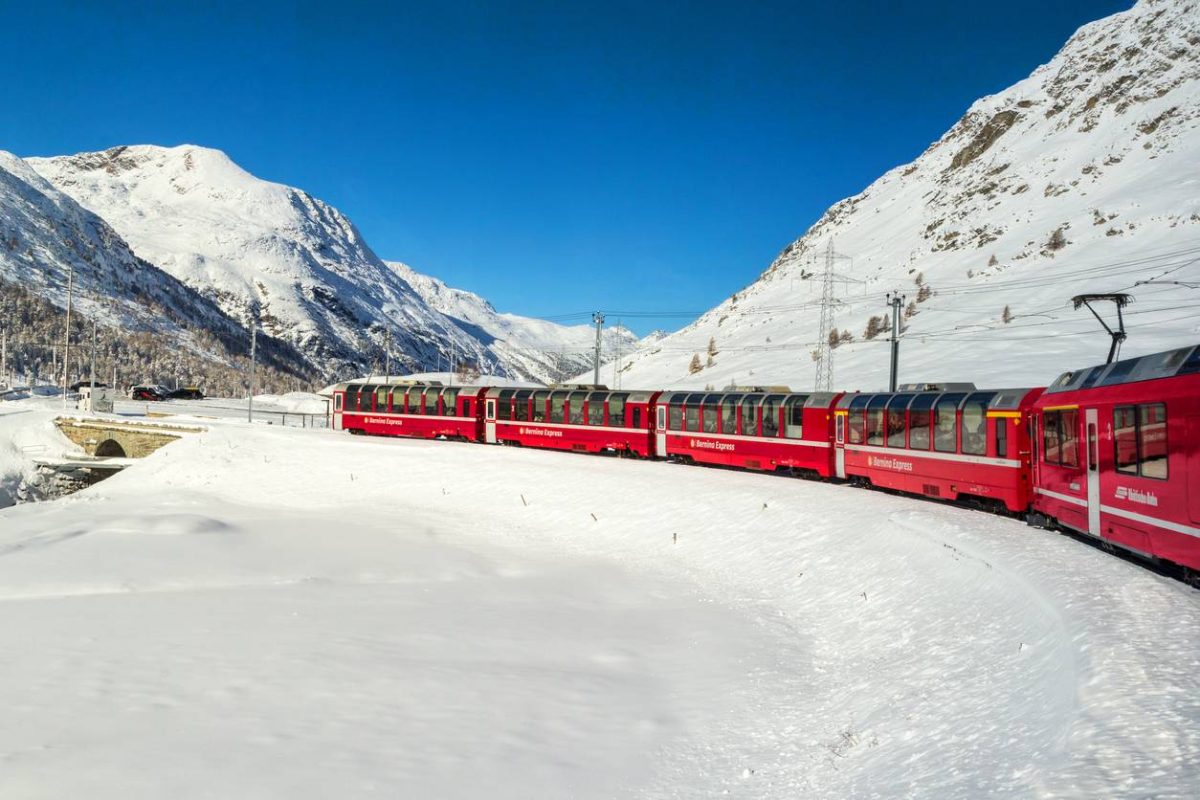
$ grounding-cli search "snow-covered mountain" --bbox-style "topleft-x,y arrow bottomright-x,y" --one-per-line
385,261 -> 642,383
28,145 -> 491,381
608,0 -> 1200,391
0,150 -> 312,389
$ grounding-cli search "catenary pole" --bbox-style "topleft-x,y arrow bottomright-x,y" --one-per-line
592,311 -> 605,386
886,292 -> 906,392
248,322 -> 257,423
62,266 -> 73,410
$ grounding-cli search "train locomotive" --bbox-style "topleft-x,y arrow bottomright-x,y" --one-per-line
330,344 -> 1200,582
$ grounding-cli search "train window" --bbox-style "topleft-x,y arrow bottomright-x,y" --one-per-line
1042,409 -> 1079,467
960,401 -> 987,455
492,390 -> 511,421
866,409 -> 884,445
885,395 -> 912,448
549,392 -> 567,423
685,404 -> 700,431
389,387 -> 405,413
360,385 -> 378,412
848,409 -> 865,444
632,407 -> 642,428
567,392 -> 585,425
741,396 -> 762,437
702,405 -> 718,433
934,399 -> 958,452
1140,404 -> 1168,479
463,398 -> 474,418
995,418 -> 1008,459
1114,404 -> 1168,479
585,392 -> 607,425
343,387 -> 359,412
783,396 -> 806,439
909,410 -> 931,450
511,390 -> 529,422
720,394 -> 741,434
1114,406 -> 1138,474
1060,410 -> 1078,467
405,387 -> 422,415
442,389 -> 459,417
761,396 -> 782,438
607,394 -> 626,427
1043,411 -> 1062,464
334,393 -> 343,412
532,391 -> 549,422
376,386 -> 389,412
669,405 -> 683,430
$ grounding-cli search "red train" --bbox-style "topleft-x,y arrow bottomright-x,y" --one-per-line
331,343 -> 1200,582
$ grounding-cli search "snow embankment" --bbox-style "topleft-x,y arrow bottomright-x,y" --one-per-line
0,415 -> 1197,798
0,404 -> 80,507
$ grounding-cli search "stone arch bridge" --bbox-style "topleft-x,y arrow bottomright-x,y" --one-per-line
55,418 -> 205,458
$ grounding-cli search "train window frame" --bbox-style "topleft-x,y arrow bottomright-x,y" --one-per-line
607,393 -> 627,427
442,388 -> 459,417
960,393 -> 994,456
783,395 -> 807,440
566,392 -> 585,425
885,394 -> 913,448
720,394 -> 742,434
669,404 -> 683,430
866,395 -> 889,447
512,389 -> 532,422
741,394 -> 763,437
906,394 -> 936,451
360,385 -> 379,412
933,397 -> 959,453
343,387 -> 358,412
760,394 -> 784,438
995,417 -> 1008,459
532,390 -> 549,423
405,386 -> 424,415
549,391 -> 568,423
586,391 -> 609,426
495,389 -> 515,421
1041,409 -> 1079,468
1113,403 -> 1168,480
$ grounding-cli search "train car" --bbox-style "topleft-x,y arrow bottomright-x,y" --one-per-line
833,384 -> 1043,513
1029,344 -> 1200,576
332,381 -> 487,440
653,389 -> 842,477
482,386 -> 659,456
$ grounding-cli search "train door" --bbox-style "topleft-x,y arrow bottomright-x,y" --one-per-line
655,405 -> 667,457
1189,416 -> 1200,524
834,413 -> 846,479
1085,407 -> 1100,536
484,397 -> 497,444
332,391 -> 344,431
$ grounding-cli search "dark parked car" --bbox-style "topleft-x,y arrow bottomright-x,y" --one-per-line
130,385 -> 168,401
69,380 -> 109,392
167,387 -> 205,400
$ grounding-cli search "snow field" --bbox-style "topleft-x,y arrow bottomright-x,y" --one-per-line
0,411 -> 1197,797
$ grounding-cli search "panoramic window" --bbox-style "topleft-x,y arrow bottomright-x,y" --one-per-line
934,399 -> 958,452
532,391 -> 549,423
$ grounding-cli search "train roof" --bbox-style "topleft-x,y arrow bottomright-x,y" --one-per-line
1043,343 -> 1200,394
835,387 -> 1039,411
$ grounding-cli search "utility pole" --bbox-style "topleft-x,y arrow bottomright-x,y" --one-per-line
247,320 -> 257,423
612,318 -> 623,390
811,241 -> 861,392
886,291 -> 906,392
89,316 -> 97,397
62,266 -> 73,409
1,327 -> 7,388
384,328 -> 391,383
592,311 -> 605,386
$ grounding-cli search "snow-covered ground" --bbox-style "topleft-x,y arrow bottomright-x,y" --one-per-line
0,400 -> 1197,798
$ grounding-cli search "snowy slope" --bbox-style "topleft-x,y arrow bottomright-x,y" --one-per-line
610,0 -> 1200,391
28,145 -> 492,380
1,403 -> 1198,797
386,261 -> 641,383
0,151 -> 255,358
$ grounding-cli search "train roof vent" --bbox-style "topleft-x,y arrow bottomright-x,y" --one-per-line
897,382 -> 977,392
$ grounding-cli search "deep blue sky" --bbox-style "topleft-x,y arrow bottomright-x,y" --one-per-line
3,0 -> 1129,334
